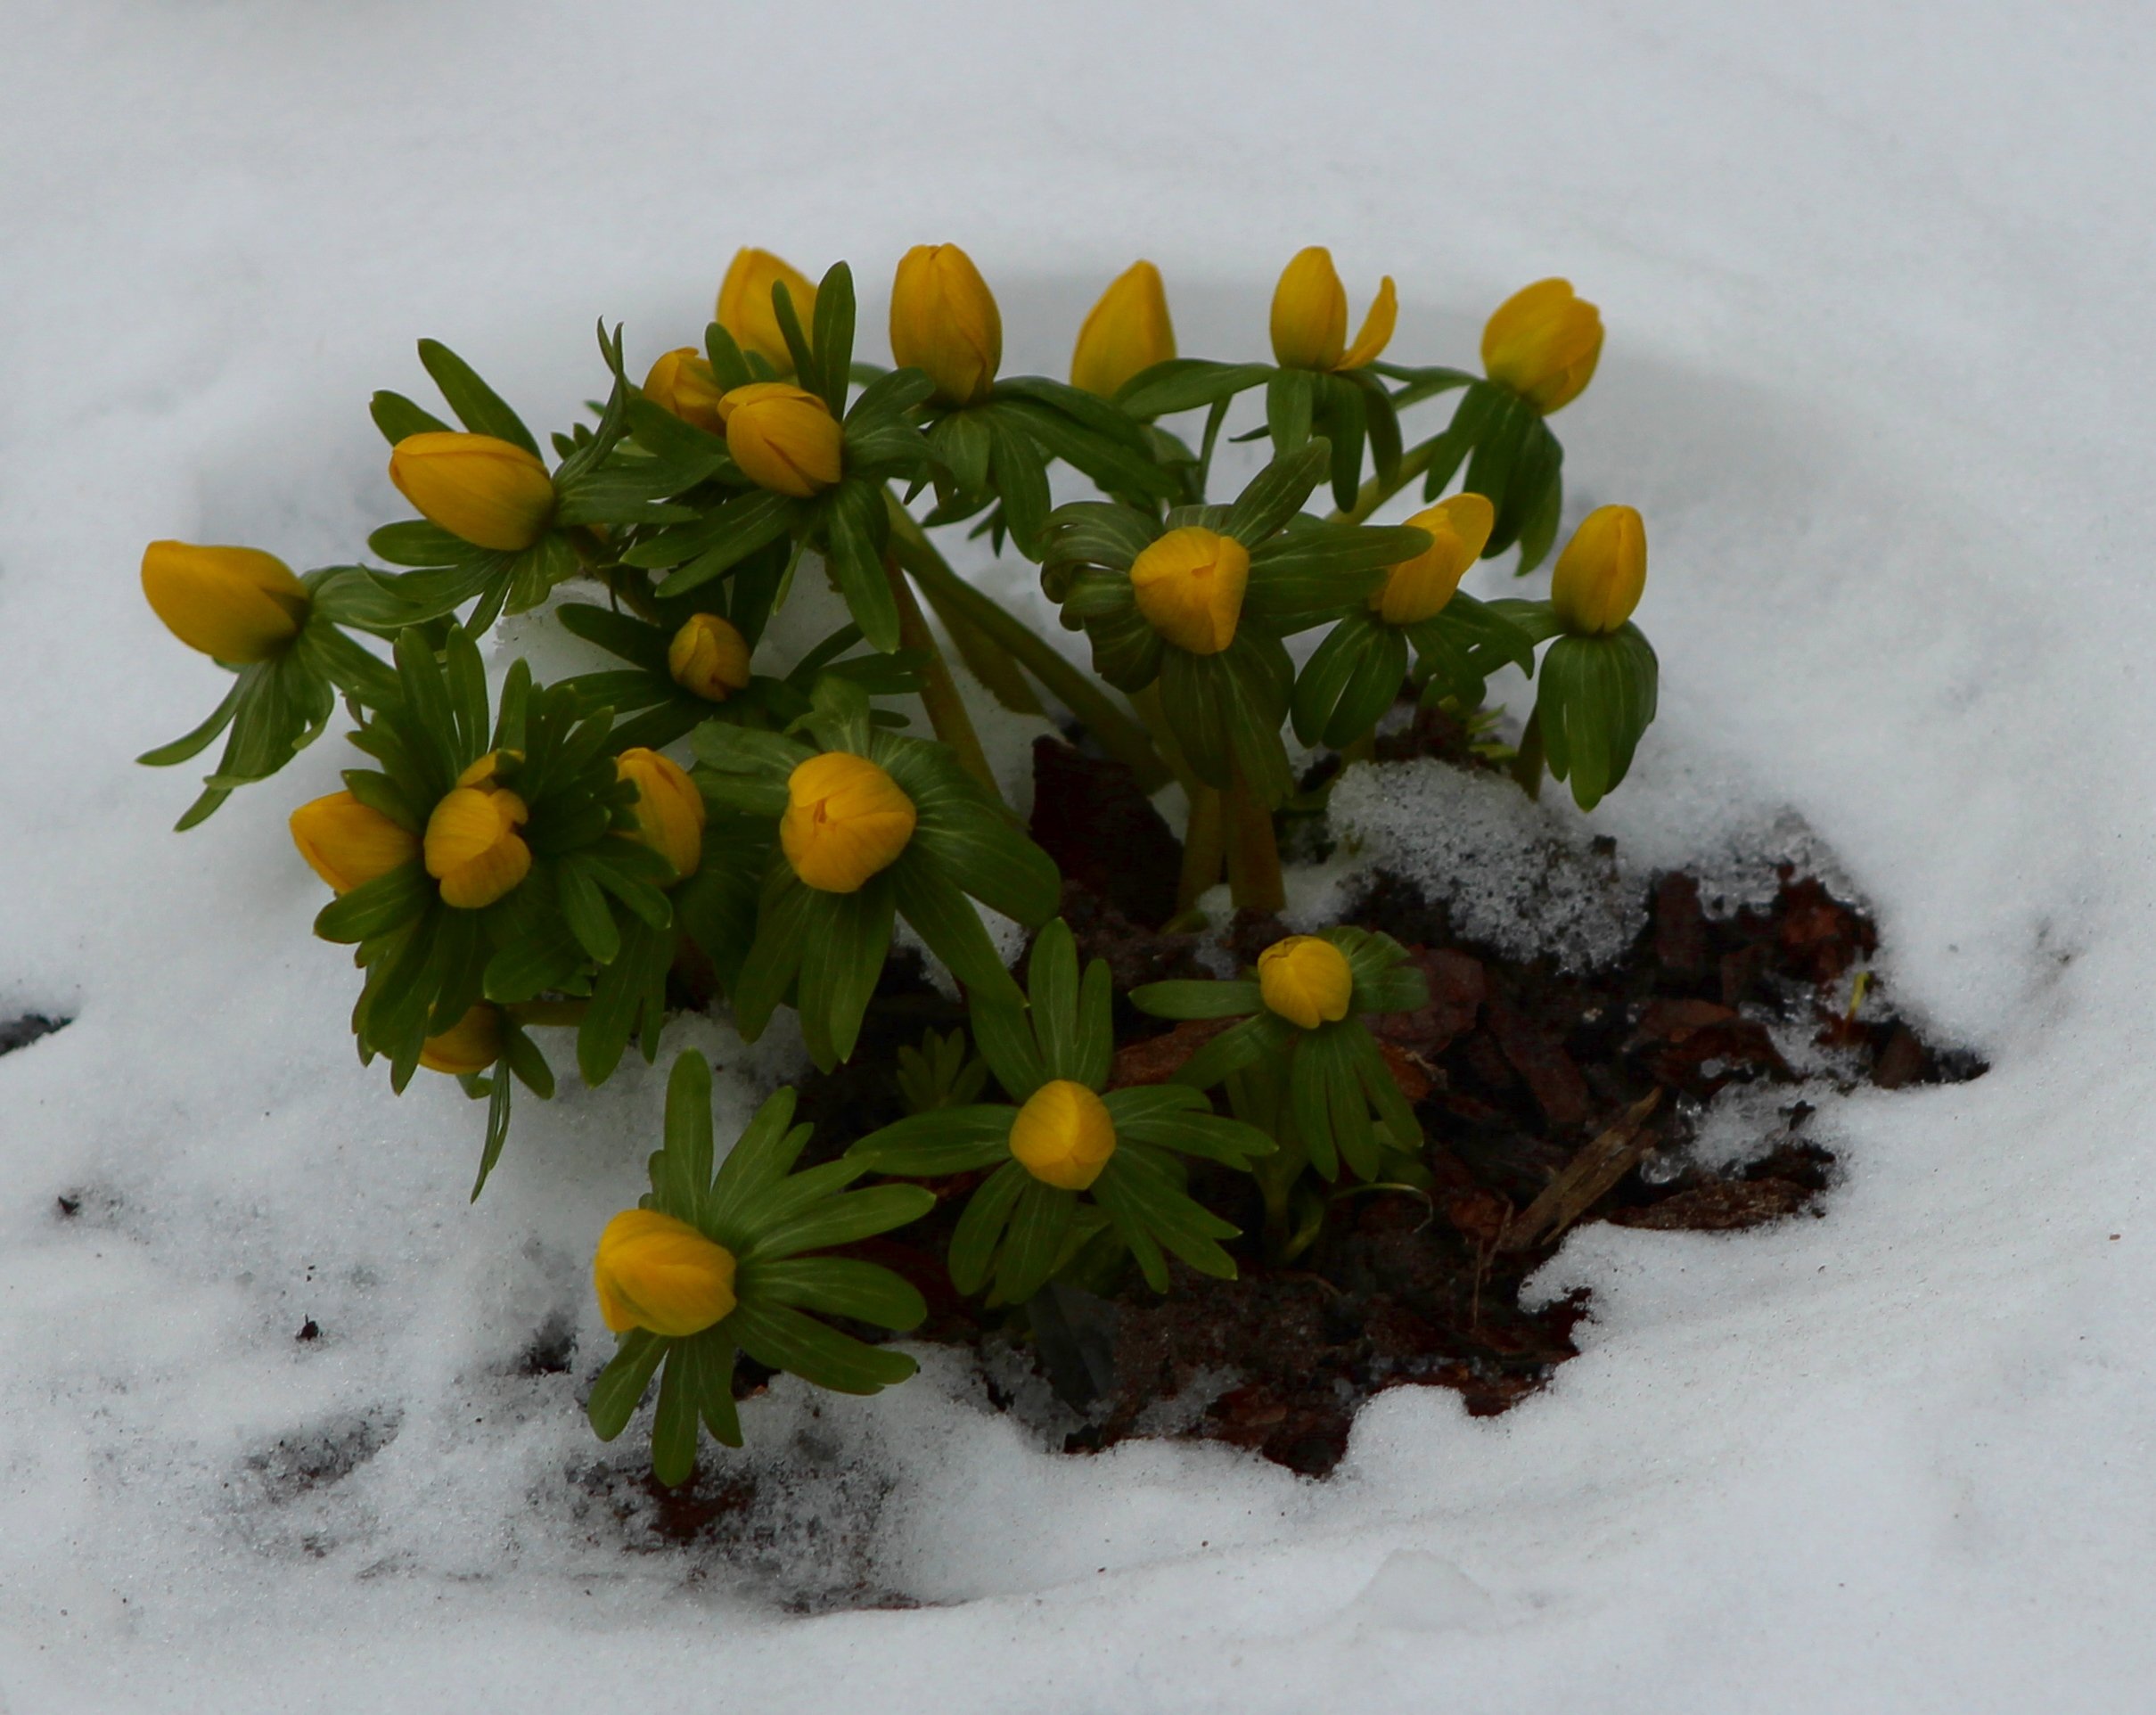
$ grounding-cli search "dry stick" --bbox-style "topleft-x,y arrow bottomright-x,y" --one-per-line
881,554 -> 1002,800
882,497 -> 1171,793
1497,1088 -> 1663,1253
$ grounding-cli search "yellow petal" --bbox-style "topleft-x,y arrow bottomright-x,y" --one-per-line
1269,247 -> 1348,370
1007,1079 -> 1118,1191
1339,275 -> 1398,371
779,751 -> 916,893
289,791 -> 419,894
423,787 -> 531,909
643,347 -> 727,433
140,542 -> 309,663
593,1208 -> 738,1338
1129,526 -> 1250,655
716,248 -> 818,371
889,243 -> 1003,406
1369,493 -> 1495,625
1549,505 -> 1647,635
419,1003 -> 504,1075
717,382 -> 842,497
1257,934 -> 1355,1030
1481,278 -> 1605,414
616,747 -> 706,882
388,432 -> 555,551
668,612 -> 752,702
1070,260 -> 1176,398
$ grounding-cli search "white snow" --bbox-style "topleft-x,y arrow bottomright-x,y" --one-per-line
5,3 -> 2156,1710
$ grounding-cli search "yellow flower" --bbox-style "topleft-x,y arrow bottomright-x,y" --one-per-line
1369,494 -> 1496,626
1257,934 -> 1355,1030
1549,505 -> 1647,636
455,749 -> 523,791
1070,260 -> 1176,398
388,432 -> 555,552
419,1003 -> 503,1076
423,785 -> 531,908
889,243 -> 1002,406
668,611 -> 752,702
1269,247 -> 1397,372
1129,526 -> 1250,655
780,751 -> 916,893
289,791 -> 420,894
1007,1079 -> 1118,1192
717,248 -> 818,372
593,1208 -> 739,1337
716,382 -> 842,497
139,541 -> 310,663
643,347 -> 726,434
616,747 -> 705,882
1480,279 -> 1603,414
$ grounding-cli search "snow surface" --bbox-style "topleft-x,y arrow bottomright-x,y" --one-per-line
5,3 -> 2156,1709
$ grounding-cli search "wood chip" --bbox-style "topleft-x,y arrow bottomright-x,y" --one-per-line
1497,1088 -> 1663,1252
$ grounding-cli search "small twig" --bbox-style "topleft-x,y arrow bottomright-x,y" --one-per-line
1498,1088 -> 1664,1253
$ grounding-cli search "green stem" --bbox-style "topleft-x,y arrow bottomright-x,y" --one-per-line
884,496 -> 1171,793
882,554 -> 1003,800
1129,683 -> 1222,913
1510,705 -> 1545,800
1340,728 -> 1378,767
573,530 -> 662,624
1223,764 -> 1285,915
910,570 -> 1044,717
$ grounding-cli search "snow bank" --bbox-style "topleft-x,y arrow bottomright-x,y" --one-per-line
4,3 -> 2154,1711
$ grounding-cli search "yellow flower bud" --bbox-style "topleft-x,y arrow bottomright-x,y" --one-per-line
1268,247 -> 1397,372
1070,260 -> 1176,398
1129,526 -> 1250,656
889,243 -> 1002,406
593,1208 -> 739,1338
716,248 -> 818,371
716,382 -> 843,498
667,611 -> 752,702
140,541 -> 309,663
423,786 -> 531,909
419,1003 -> 503,1076
643,347 -> 726,434
455,749 -> 523,791
289,791 -> 420,894
1369,494 -> 1496,626
1258,934 -> 1355,1030
1480,278 -> 1603,414
1549,505 -> 1647,636
1007,1079 -> 1118,1192
616,747 -> 705,882
780,751 -> 916,894
388,432 -> 555,552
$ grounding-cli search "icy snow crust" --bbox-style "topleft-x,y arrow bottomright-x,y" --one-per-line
4,4 -> 2153,1709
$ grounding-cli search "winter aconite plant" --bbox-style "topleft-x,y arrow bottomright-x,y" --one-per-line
137,242 -> 1664,1472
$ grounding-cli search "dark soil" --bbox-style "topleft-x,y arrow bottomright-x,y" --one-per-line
679,732 -> 1985,1491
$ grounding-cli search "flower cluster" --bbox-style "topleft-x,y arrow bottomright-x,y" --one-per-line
134,238 -> 1664,1474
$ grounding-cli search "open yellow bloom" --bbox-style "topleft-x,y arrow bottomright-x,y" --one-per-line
289,791 -> 419,894
593,1208 -> 739,1337
1369,494 -> 1496,626
424,785 -> 531,908
780,751 -> 916,893
1258,935 -> 1355,1030
1481,279 -> 1603,414
1269,247 -> 1397,372
616,747 -> 705,882
1549,505 -> 1647,636
668,611 -> 752,702
1070,260 -> 1176,398
419,1003 -> 503,1076
889,243 -> 1002,406
1129,526 -> 1250,655
643,347 -> 726,434
1008,1079 -> 1118,1192
716,382 -> 842,497
717,248 -> 818,371
140,541 -> 310,663
388,432 -> 555,552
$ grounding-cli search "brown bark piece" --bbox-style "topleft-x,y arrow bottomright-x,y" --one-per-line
1484,992 -> 1592,1129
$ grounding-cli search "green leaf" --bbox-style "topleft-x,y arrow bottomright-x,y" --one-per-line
747,1184 -> 936,1262
1042,500 -> 1158,573
371,390 -> 452,446
1293,613 -> 1407,749
1265,368 -> 1316,455
1172,1013 -> 1289,1089
586,1330 -> 667,1441
650,1340 -> 702,1485
809,260 -> 857,417
416,339 -> 540,458
823,477 -> 900,652
876,739 -> 1061,926
1129,979 -> 1261,1022
313,861 -> 432,944
726,1300 -> 917,1395
891,860 -> 1023,1009
987,411 -> 1051,559
848,1105 -> 1014,1176
1115,359 -> 1272,420
136,679 -> 242,767
794,878 -> 895,1070
705,1086 -> 807,1235
1537,624 -> 1659,810
745,1257 -> 927,1331
1226,441 -> 1328,547
994,1178 -> 1076,1304
969,989 -> 1046,1104
948,1161 -> 1028,1295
